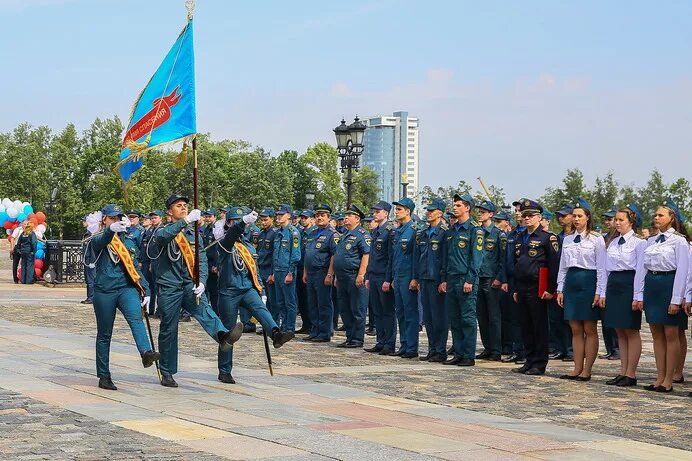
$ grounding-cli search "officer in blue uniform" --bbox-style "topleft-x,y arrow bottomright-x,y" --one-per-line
271,204 -> 302,332
511,199 -> 560,375
333,205 -> 371,347
296,210 -> 317,334
154,194 -> 243,388
126,209 -> 145,248
302,204 -> 338,342
201,208 -> 220,314
442,193 -> 484,366
501,204 -> 526,363
334,212 -> 346,234
143,210 -> 164,317
475,200 -> 507,362
390,197 -> 420,358
257,207 -> 278,324
412,198 -> 448,362
215,208 -> 294,383
364,201 -> 396,354
90,204 -> 159,390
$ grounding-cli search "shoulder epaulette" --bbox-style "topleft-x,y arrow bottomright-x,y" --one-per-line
440,223 -> 449,231
471,220 -> 480,227
358,227 -> 366,234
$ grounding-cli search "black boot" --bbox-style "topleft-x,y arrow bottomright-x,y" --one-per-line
160,374 -> 178,388
141,350 -> 160,368
219,323 -> 244,352
218,373 -> 236,384
98,377 -> 117,390
272,328 -> 295,348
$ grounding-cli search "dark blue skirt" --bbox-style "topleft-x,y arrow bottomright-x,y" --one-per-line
603,271 -> 641,330
643,271 -> 688,329
564,268 -> 600,321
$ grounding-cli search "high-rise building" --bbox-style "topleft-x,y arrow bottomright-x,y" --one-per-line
361,111 -> 419,205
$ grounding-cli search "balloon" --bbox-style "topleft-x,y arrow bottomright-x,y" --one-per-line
28,212 -> 35,219
37,240 -> 45,250
34,267 -> 42,278
0,211 -> 7,224
35,249 -> 45,259
1,198 -> 10,208
5,229 -> 10,235
0,205 -> 4,213
13,200 -> 22,210
17,212 -> 27,222
29,218 -> 38,227
6,207 -> 18,219
36,224 -> 46,233
35,211 -> 46,224
3,221 -> 12,230
23,204 -> 33,215
34,259 -> 44,270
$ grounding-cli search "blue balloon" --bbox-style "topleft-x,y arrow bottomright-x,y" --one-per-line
35,249 -> 45,259
17,212 -> 27,222
37,241 -> 45,250
0,211 -> 7,225
23,204 -> 33,215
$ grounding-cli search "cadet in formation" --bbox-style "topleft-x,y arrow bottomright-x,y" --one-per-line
89,204 -> 159,390
142,210 -> 164,317
297,210 -> 317,334
271,204 -> 302,332
201,208 -> 220,314
154,194 -> 243,388
214,207 -> 294,384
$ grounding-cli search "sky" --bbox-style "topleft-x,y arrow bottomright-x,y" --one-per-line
2,0 -> 692,201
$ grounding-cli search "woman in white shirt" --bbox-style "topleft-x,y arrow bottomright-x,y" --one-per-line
556,198 -> 606,381
634,199 -> 689,393
598,204 -> 646,387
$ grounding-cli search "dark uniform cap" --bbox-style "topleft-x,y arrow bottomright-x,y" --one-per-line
165,194 -> 189,209
493,210 -> 510,221
601,205 -> 617,218
663,198 -> 685,223
453,192 -> 475,209
334,212 -> 345,220
371,200 -> 392,212
276,204 -> 292,215
512,198 -> 526,206
126,208 -> 141,217
363,213 -> 374,222
519,199 -> 543,214
300,209 -> 315,218
425,198 -> 446,212
477,200 -> 496,213
226,206 -> 245,221
259,207 -> 275,218
291,211 -> 300,219
542,210 -> 554,220
314,203 -> 332,214
625,202 -> 643,228
149,209 -> 163,217
102,204 -> 125,217
344,204 -> 365,219
556,205 -> 574,217
573,197 -> 592,213
393,197 -> 415,212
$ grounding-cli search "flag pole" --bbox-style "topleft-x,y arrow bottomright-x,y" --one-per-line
193,136 -> 201,303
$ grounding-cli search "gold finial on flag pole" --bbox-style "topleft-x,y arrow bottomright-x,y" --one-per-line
185,0 -> 195,20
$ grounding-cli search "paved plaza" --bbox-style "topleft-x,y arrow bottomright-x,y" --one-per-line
0,265 -> 691,460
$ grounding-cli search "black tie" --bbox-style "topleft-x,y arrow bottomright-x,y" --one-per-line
618,236 -> 626,245
656,234 -> 666,243
574,235 -> 582,243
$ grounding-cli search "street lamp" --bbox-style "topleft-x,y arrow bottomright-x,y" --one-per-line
305,191 -> 315,210
334,116 -> 366,208
401,173 -> 410,198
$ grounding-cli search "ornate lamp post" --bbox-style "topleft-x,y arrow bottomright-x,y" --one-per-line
305,191 -> 315,210
334,117 -> 366,208
401,173 -> 410,198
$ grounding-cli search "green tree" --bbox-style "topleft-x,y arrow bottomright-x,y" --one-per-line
540,168 -> 586,213
667,177 -> 691,219
635,170 -> 667,224
351,166 -> 381,211
48,124 -> 84,238
301,143 -> 344,209
586,171 -> 618,225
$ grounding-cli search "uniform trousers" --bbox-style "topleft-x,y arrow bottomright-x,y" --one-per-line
85,265 -> 96,301
516,282 -> 549,371
393,275 -> 419,353
306,268 -> 333,340
369,274 -> 396,349
93,287 -> 151,378
420,279 -> 447,356
157,283 -> 228,376
336,272 -> 368,343
259,266 -> 277,322
274,270 -> 297,331
476,277 -> 502,356
446,277 -> 478,359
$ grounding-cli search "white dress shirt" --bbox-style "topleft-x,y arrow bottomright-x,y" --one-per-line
686,243 -> 692,303
634,227 -> 689,304
557,230 -> 606,294
604,230 -> 646,297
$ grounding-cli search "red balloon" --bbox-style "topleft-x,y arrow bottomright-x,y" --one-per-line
2,222 -> 11,230
35,211 -> 46,224
28,213 -> 35,220
10,222 -> 18,230
34,259 -> 44,270
34,267 -> 42,278
29,218 -> 38,227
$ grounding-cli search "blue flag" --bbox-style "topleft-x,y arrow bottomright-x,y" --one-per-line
117,20 -> 196,184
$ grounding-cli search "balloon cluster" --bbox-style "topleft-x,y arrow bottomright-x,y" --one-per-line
1,198 -> 48,279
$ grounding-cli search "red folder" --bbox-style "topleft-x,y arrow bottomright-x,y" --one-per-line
538,267 -> 549,297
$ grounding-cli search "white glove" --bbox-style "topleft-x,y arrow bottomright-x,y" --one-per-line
141,296 -> 150,308
186,209 -> 202,223
243,211 -> 259,225
193,283 -> 205,296
109,217 -> 129,233
213,220 -> 225,240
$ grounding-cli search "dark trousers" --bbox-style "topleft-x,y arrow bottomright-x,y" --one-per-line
259,266 -> 277,322
12,250 -> 21,283
420,279 -> 447,356
306,269 -> 333,340
476,277 -> 502,356
296,266 -> 311,331
336,273 -> 367,343
85,266 -> 96,301
548,299 -> 571,355
501,283 -> 524,355
393,276 -> 419,353
206,272 -> 219,316
332,286 -> 340,329
369,275 -> 396,349
20,253 -> 34,284
601,324 -> 619,354
148,261 -> 159,315
516,283 -> 549,371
